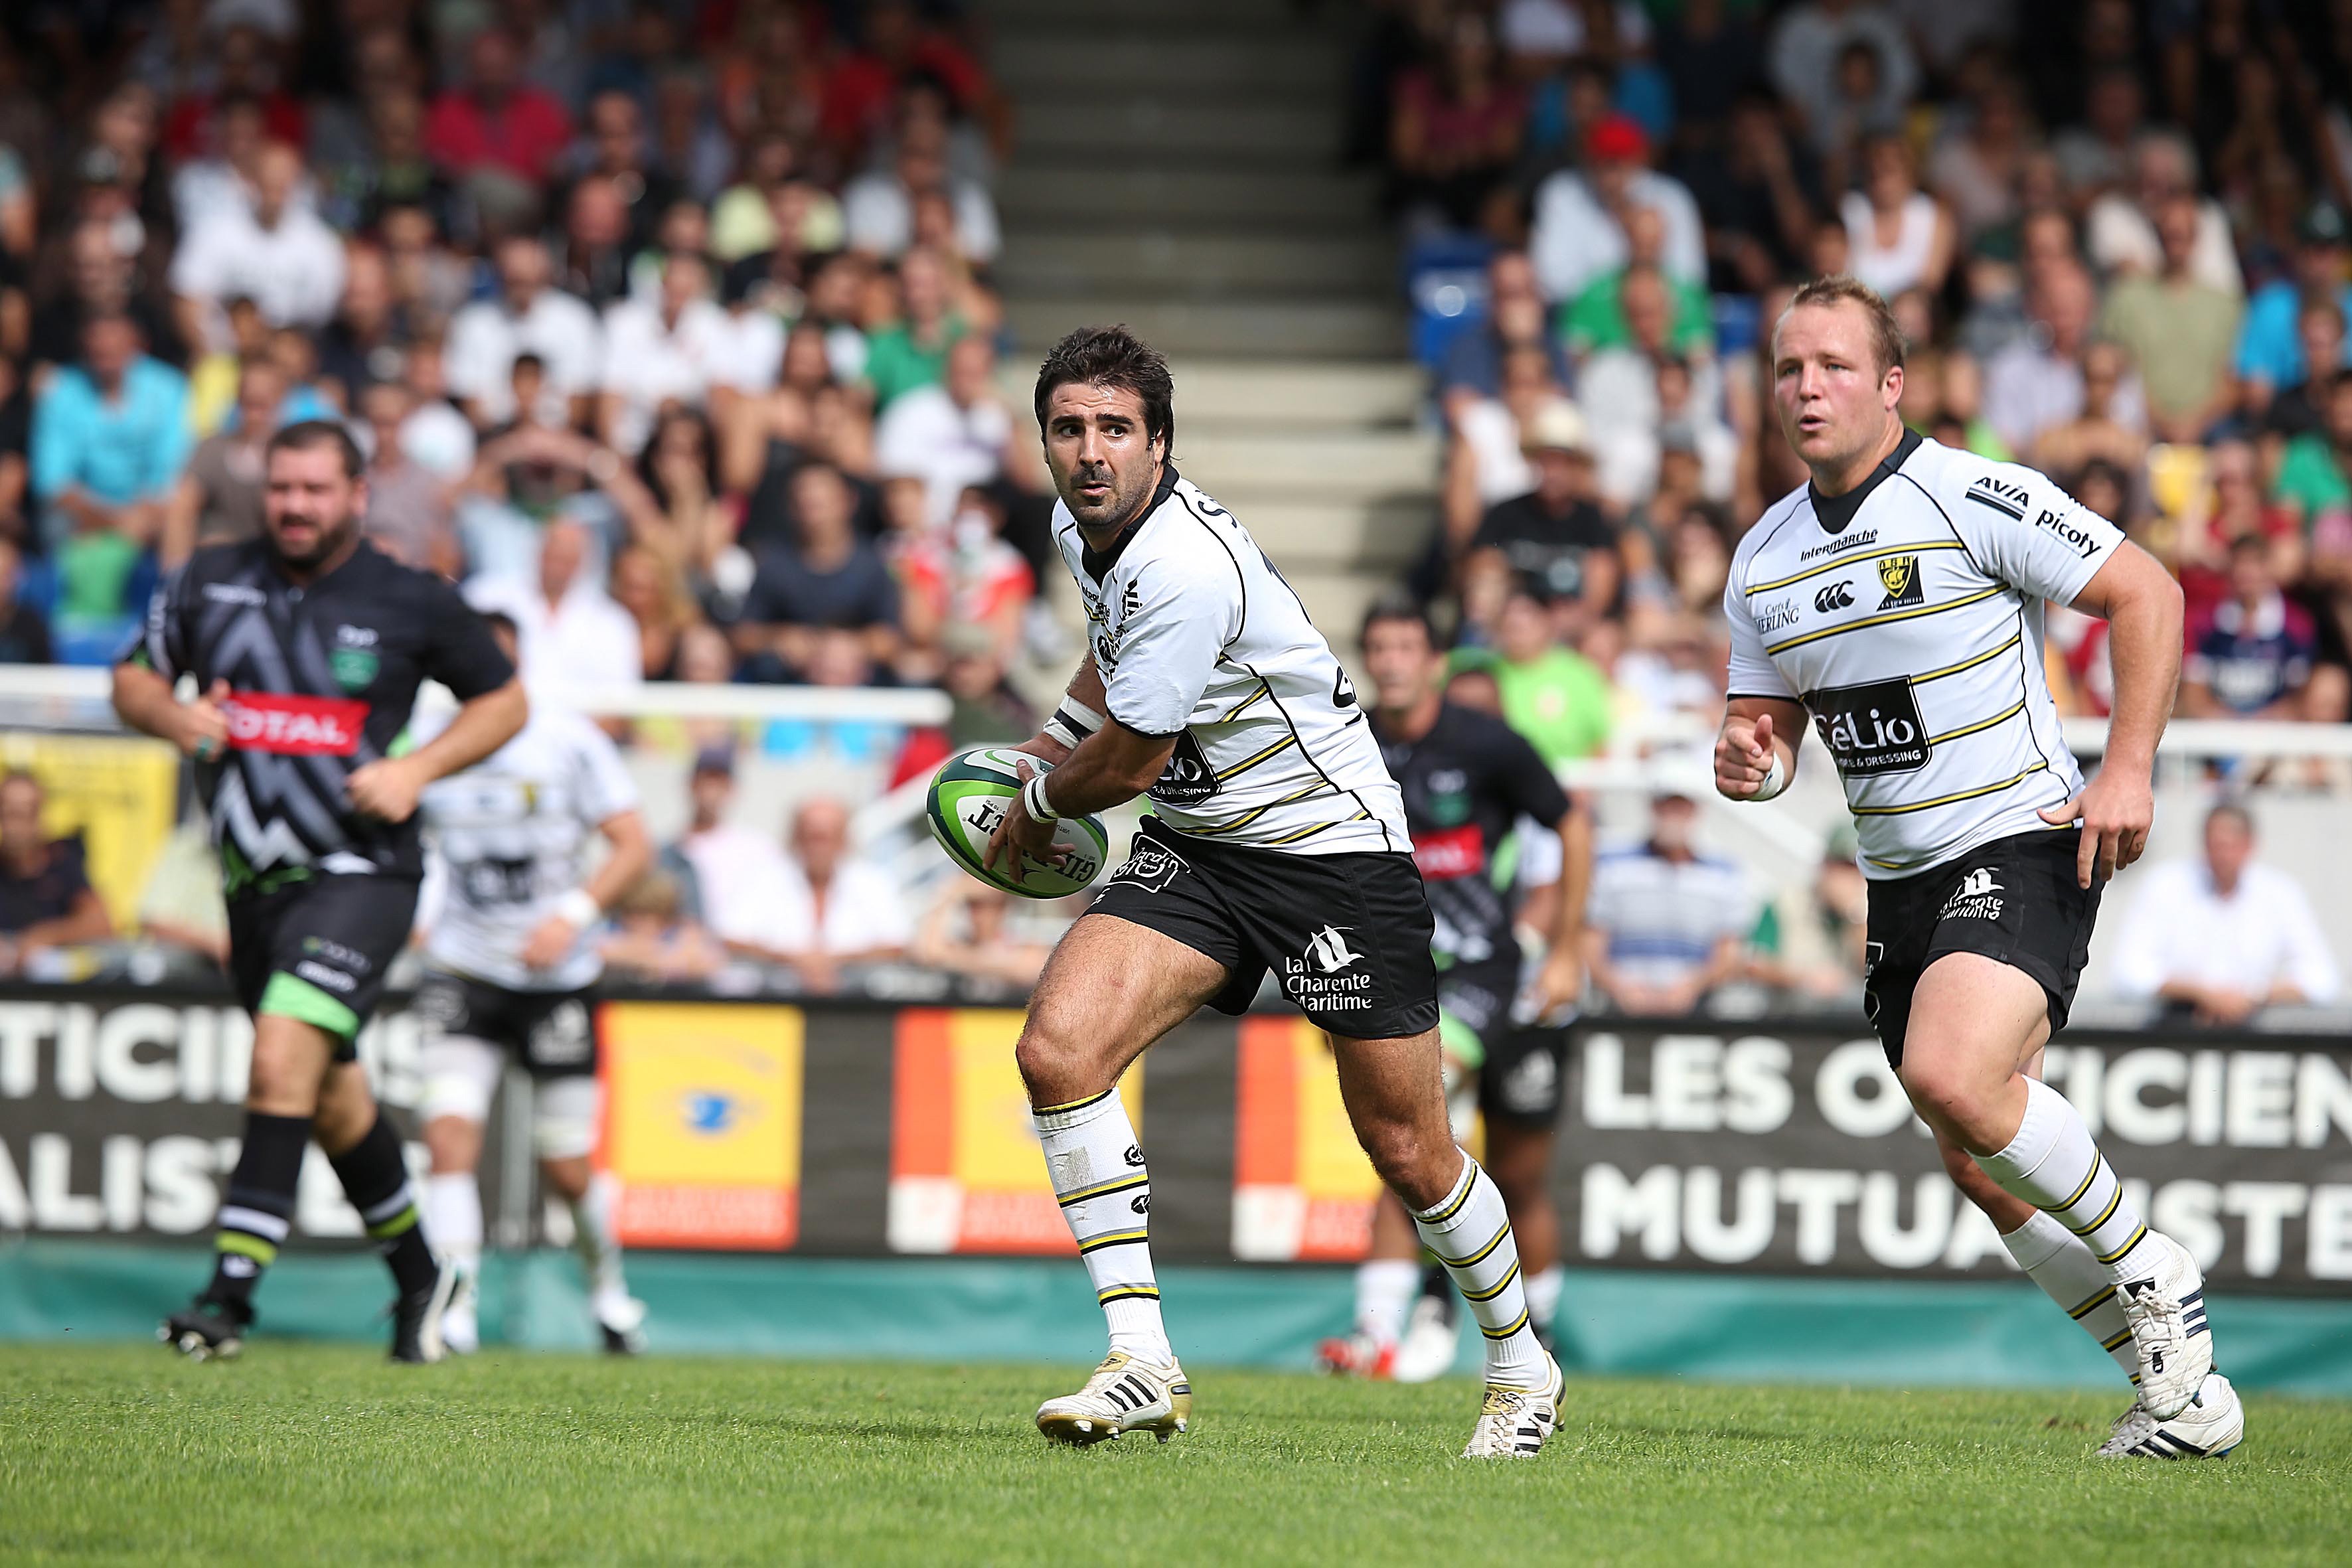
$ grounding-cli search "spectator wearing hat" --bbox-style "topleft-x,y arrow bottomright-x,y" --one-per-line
2238,204 -> 2352,405
1465,401 -> 1618,620
1583,788 -> 1753,1017
2112,803 -> 2339,1026
1528,114 -> 1705,305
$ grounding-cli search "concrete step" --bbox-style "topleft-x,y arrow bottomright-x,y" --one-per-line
1172,359 -> 1427,428
1210,496 -> 1429,569
1010,96 -> 1340,161
1006,296 -> 1404,360
996,230 -> 1395,297
996,165 -> 1378,228
992,35 -> 1341,97
1176,426 -> 1441,500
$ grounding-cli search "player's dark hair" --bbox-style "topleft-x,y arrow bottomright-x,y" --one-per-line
1780,274 -> 1907,378
1034,325 -> 1175,458
267,419 -> 365,479
1360,597 -> 1439,654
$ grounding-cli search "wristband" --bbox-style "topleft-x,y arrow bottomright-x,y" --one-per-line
1041,714 -> 1081,749
1042,698 -> 1105,750
554,888 -> 601,929
1752,752 -> 1789,801
1021,770 -> 1061,825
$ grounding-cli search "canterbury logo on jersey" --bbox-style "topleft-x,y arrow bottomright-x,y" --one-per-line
1411,823 -> 1485,880
221,692 -> 369,755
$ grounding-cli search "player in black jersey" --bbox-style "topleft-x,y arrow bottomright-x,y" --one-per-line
113,422 -> 526,1362
1320,601 -> 1593,1379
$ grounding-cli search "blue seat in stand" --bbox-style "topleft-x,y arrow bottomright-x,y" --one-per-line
1404,232 -> 1500,375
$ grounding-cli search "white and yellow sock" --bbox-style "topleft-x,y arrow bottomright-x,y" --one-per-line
1976,1079 -> 2158,1281
1036,1085 -> 1170,1364
2001,1210 -> 2139,1380
1412,1155 -> 1547,1389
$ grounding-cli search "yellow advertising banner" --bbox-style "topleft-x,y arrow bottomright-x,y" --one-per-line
599,1001 -> 803,1249
887,1006 -> 1142,1254
1231,1015 -> 1385,1261
0,731 -> 179,926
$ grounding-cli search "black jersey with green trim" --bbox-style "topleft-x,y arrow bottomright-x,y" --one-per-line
128,538 -> 514,890
1723,430 -> 2123,878
1374,701 -> 1569,966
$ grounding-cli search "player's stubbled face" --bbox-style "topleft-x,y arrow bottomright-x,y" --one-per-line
1362,620 -> 1439,712
263,444 -> 364,566
1044,382 -> 1162,535
1772,301 -> 1898,471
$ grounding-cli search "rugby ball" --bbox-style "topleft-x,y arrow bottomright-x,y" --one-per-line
926,746 -> 1110,900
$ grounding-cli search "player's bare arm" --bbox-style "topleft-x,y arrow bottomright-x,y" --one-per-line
347,676 -> 528,823
2038,540 -> 2183,888
111,666 -> 232,758
1014,657 -> 1110,768
981,717 -> 1174,875
520,807 -> 651,970
1531,801 -> 1594,1013
1715,696 -> 1806,800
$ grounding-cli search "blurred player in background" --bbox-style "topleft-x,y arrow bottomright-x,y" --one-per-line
987,327 -> 1565,1458
1717,277 -> 2234,1458
414,613 -> 653,1354
1321,601 -> 1590,1382
112,421 -> 527,1362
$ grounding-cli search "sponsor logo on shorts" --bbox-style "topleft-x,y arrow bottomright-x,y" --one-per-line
293,960 -> 356,993
1754,596 -> 1800,635
1130,1193 -> 1150,1214
1813,580 -> 1853,612
1877,554 -> 1924,608
1124,1144 -> 1146,1167
1500,1050 -> 1558,1115
301,935 -> 372,975
1108,843 -> 1187,893
1283,925 -> 1374,1012
1938,867 -> 2004,921
530,1000 -> 593,1067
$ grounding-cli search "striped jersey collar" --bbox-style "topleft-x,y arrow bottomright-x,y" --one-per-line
1809,426 -> 1922,536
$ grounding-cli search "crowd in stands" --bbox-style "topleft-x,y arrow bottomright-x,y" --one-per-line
1367,0 -> 2352,750
1362,0 -> 2352,1016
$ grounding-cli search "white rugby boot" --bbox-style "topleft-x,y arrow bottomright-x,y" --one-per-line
1036,1352 -> 1192,1446
1460,1355 -> 1566,1458
2118,1231 -> 2214,1420
593,1291 -> 648,1356
439,1268 -> 479,1356
2098,1372 -> 2244,1459
1393,1293 -> 1462,1385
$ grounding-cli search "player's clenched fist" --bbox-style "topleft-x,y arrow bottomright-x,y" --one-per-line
1714,710 -> 1780,799
347,756 -> 428,823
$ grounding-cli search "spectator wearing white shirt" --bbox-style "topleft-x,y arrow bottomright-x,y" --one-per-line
1577,266 -> 1730,507
841,104 -> 1000,265
169,141 -> 344,353
445,234 -> 603,430
873,335 -> 1013,526
2111,803 -> 2341,1025
731,797 -> 913,992
1528,115 -> 1705,304
674,750 -> 792,949
597,252 -> 773,457
2085,131 -> 2245,299
1583,790 -> 1753,1016
464,517 -> 643,700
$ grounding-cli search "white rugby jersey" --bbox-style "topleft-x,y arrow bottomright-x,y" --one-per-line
1056,468 -> 1408,854
415,704 -> 640,989
1724,430 -> 2124,879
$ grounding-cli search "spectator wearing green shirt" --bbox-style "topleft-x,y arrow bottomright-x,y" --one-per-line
2274,369 -> 2352,523
1558,204 -> 1712,357
862,245 -> 964,410
2097,193 -> 2242,443
1453,583 -> 1612,766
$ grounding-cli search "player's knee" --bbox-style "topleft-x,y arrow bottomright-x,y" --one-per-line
533,1077 -> 601,1162
1897,1051 -> 1983,1140
1356,1115 -> 1449,1196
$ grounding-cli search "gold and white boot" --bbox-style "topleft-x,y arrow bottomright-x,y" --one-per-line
1035,1351 -> 1192,1446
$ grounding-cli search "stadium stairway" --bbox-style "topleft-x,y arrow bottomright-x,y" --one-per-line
984,0 -> 1431,640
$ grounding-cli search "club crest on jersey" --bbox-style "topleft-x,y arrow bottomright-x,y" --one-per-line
1939,867 -> 2004,921
1877,554 -> 1923,608
330,625 -> 380,692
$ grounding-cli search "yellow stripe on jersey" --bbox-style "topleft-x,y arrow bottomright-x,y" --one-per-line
1215,732 -> 1297,781
1913,631 -> 2023,686
1265,809 -> 1369,846
1850,760 -> 2049,817
1745,540 -> 1969,596
1188,781 -> 1332,836
1928,697 -> 2026,745
1221,680 -> 1273,722
1764,586 -> 2005,655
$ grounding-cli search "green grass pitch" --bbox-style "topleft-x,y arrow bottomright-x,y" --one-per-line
5,1344 -> 2349,1566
